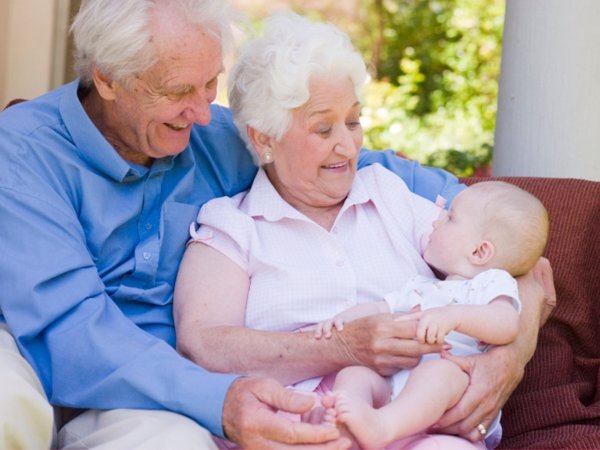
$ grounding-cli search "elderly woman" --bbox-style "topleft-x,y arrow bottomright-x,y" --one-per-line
174,11 -> 551,449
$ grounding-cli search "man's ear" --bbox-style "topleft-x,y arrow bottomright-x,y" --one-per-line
92,66 -> 117,101
469,240 -> 495,266
247,126 -> 273,155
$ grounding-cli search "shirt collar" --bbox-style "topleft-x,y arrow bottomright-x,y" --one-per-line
243,167 -> 371,223
59,79 -> 175,182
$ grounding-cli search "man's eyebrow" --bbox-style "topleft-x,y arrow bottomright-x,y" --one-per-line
157,67 -> 224,95
145,84 -> 189,100
206,67 -> 225,83
163,85 -> 194,95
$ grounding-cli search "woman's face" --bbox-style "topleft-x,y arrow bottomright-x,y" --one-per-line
265,76 -> 363,211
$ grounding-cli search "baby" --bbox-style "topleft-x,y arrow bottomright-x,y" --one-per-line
313,181 -> 549,449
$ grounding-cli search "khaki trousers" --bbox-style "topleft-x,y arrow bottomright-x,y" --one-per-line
58,409 -> 217,450
0,323 -> 54,450
0,324 -> 217,450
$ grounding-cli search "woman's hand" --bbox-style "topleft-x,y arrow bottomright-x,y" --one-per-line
531,257 -> 556,326
222,377 -> 351,449
332,313 -> 442,376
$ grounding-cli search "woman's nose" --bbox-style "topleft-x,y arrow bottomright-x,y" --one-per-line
334,143 -> 351,155
335,132 -> 359,156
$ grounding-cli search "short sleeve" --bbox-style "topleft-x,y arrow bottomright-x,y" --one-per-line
471,269 -> 522,313
383,275 -> 430,313
189,193 -> 253,272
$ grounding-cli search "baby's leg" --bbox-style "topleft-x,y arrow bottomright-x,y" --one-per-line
328,366 -> 392,448
336,358 -> 469,449
333,365 -> 392,408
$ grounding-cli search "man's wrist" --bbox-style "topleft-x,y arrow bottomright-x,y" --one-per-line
221,375 -> 247,441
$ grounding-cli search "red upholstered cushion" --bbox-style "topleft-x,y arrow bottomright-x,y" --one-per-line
463,177 -> 600,448
3,98 -> 27,109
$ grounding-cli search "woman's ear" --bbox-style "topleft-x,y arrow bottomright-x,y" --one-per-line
247,126 -> 273,158
469,240 -> 495,266
92,67 -> 117,101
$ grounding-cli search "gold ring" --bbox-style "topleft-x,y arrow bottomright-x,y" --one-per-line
476,423 -> 487,436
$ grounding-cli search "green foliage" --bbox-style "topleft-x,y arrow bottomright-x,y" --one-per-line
353,0 -> 504,176
232,0 -> 505,176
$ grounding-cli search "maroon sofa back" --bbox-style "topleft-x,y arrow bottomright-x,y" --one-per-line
464,176 -> 600,448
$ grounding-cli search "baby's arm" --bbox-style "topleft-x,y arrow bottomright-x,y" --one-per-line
311,301 -> 390,339
399,296 -> 520,345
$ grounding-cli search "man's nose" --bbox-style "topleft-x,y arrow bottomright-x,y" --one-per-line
183,94 -> 212,125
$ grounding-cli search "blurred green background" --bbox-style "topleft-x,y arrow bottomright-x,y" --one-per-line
233,0 -> 504,176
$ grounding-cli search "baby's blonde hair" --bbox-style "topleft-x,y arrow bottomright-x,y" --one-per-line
469,181 -> 549,277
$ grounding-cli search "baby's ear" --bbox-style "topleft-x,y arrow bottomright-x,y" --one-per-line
469,240 -> 495,266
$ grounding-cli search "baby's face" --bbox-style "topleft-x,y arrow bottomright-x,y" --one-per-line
423,189 -> 483,275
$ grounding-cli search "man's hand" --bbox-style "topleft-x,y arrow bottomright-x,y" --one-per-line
333,313 -> 442,376
222,377 -> 351,450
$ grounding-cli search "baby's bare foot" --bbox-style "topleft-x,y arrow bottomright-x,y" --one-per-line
335,390 -> 394,449
322,407 -> 337,427
301,395 -> 338,428
301,404 -> 327,424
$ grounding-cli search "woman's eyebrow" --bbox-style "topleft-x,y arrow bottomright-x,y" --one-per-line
307,101 -> 361,118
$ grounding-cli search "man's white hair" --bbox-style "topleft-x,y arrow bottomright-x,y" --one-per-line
71,0 -> 237,87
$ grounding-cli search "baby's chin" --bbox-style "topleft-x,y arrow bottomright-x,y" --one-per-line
425,259 -> 447,279
429,264 -> 448,280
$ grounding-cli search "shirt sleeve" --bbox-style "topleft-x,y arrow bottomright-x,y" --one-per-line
0,177 -> 237,437
357,148 -> 466,205
190,193 -> 253,272
471,269 -> 522,313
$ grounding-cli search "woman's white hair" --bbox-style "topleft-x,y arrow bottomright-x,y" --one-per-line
71,0 -> 237,88
227,11 -> 367,156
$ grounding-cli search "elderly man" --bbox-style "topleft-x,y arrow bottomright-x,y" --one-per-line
0,0 -> 552,449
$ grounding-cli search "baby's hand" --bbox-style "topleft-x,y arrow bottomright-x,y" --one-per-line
416,308 -> 458,344
395,306 -> 457,344
314,318 -> 345,339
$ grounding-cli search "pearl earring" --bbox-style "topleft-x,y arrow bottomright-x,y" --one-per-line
262,151 -> 273,163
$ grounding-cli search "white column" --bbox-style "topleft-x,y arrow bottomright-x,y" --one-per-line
493,0 -> 600,181
0,0 -> 58,107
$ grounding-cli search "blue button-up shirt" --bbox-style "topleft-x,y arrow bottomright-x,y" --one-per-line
0,79 -> 463,436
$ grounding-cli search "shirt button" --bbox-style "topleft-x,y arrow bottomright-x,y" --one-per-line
145,223 -> 153,230
143,252 -> 151,260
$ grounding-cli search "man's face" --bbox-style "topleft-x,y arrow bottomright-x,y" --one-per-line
105,26 -> 223,164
